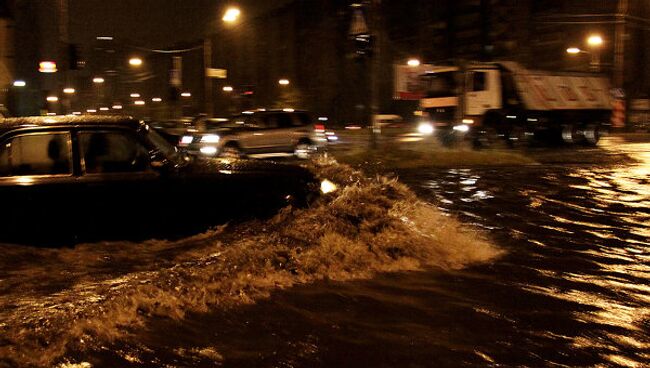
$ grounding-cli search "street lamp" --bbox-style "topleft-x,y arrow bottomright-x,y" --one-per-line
39,61 -> 57,73
93,77 -> 105,84
130,93 -> 141,98
223,86 -> 234,92
566,34 -> 604,72
587,35 -> 603,47
279,79 -> 290,86
586,34 -> 603,72
63,88 -> 76,94
46,96 -> 59,102
407,58 -> 421,67
13,80 -> 26,87
129,57 -> 143,66
205,7 -> 242,116
222,7 -> 241,22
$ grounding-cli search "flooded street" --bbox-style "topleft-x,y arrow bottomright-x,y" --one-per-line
1,137 -> 649,367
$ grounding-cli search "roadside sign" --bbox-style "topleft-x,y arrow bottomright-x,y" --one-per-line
206,68 -> 227,79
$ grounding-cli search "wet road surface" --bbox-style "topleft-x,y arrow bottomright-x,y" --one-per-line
1,137 -> 649,367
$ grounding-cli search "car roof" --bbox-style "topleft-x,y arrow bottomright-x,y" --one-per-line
0,115 -> 141,133
239,109 -> 310,115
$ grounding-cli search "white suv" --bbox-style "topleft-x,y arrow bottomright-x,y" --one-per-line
180,110 -> 327,159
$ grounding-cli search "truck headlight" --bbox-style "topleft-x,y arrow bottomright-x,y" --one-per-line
201,134 -> 220,143
417,122 -> 434,135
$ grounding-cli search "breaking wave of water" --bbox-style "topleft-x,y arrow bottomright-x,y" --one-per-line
0,159 -> 501,367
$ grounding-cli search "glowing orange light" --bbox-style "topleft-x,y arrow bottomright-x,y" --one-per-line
39,61 -> 57,73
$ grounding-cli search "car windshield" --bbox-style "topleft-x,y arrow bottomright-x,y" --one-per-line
144,124 -> 185,164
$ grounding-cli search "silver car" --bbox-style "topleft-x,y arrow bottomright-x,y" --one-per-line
180,110 -> 327,159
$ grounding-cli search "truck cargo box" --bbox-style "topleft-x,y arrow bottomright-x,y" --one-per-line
499,62 -> 611,111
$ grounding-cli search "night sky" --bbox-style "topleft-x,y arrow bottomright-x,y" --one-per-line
68,0 -> 294,48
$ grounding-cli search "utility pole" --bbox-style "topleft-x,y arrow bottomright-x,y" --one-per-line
204,37 -> 213,117
614,0 -> 627,88
58,0 -> 69,114
369,0 -> 382,149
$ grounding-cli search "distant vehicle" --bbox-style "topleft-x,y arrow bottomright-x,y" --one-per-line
417,61 -> 612,146
148,118 -> 194,144
374,114 -> 405,128
0,115 -> 320,244
179,110 -> 327,159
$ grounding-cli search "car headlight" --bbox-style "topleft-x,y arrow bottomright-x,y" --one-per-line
180,136 -> 194,145
417,122 -> 434,135
453,124 -> 470,133
320,179 -> 338,194
200,146 -> 218,155
201,134 -> 220,143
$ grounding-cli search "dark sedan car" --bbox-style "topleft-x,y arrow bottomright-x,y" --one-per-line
0,115 -> 319,245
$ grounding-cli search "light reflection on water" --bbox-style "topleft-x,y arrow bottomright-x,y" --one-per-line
100,139 -> 648,368
1,140 -> 649,367
392,139 -> 650,367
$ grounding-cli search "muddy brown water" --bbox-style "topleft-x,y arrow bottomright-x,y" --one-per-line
1,137 -> 649,367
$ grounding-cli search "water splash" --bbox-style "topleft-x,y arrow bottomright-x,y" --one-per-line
0,159 -> 501,367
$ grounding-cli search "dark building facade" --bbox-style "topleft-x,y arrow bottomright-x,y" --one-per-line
208,0 -> 649,125
7,0 -> 650,124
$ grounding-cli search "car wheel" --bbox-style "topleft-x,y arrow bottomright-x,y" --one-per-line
220,144 -> 244,158
294,141 -> 316,159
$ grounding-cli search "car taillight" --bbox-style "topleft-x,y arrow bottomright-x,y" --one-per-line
179,135 -> 194,146
314,124 -> 326,133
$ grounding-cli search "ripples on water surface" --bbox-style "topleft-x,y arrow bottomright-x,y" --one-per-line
1,140 -> 649,367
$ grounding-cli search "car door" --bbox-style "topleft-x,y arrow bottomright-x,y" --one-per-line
0,129 -> 77,244
75,128 -> 163,240
271,113 -> 297,150
236,115 -> 272,152
247,113 -> 294,153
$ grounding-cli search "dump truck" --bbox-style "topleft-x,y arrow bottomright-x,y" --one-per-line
417,61 -> 612,146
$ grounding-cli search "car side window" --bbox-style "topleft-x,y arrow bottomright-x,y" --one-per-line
79,131 -> 150,174
294,113 -> 312,126
276,113 -> 294,128
0,132 -> 72,177
262,115 -> 279,129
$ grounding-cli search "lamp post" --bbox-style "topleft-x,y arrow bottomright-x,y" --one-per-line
204,7 -> 241,117
587,34 -> 603,72
566,34 -> 604,73
407,58 -> 421,67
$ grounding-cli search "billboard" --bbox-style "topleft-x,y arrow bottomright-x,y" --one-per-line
394,64 -> 433,100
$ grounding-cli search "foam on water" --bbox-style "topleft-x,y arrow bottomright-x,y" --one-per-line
0,159 -> 502,367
